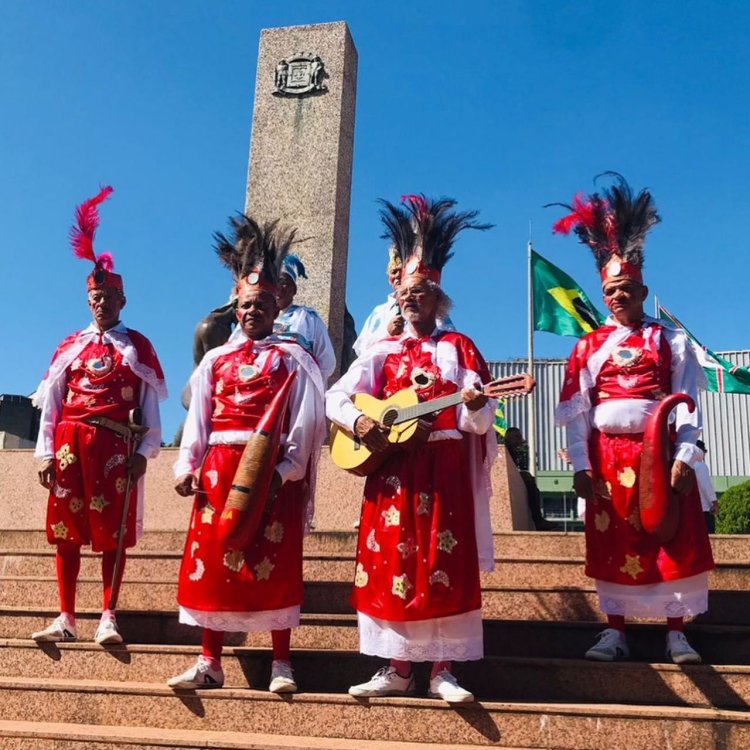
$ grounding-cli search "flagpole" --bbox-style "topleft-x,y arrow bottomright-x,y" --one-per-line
654,294 -> 659,319
527,224 -> 537,476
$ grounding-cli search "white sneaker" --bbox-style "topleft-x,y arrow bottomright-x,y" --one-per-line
585,628 -> 629,661
31,615 -> 77,643
94,616 -> 123,646
269,659 -> 297,693
428,670 -> 474,703
167,656 -> 225,689
348,666 -> 416,697
666,631 -> 702,665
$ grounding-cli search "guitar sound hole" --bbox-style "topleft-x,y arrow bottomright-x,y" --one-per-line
381,409 -> 398,428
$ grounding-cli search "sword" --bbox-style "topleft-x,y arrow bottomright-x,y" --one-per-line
107,408 -> 148,611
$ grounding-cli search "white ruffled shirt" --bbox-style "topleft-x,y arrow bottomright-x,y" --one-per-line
34,322 -> 165,461
326,328 -> 497,571
556,315 -> 706,474
174,333 -> 325,486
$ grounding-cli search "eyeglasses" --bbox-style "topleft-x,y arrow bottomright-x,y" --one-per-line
396,287 -> 430,300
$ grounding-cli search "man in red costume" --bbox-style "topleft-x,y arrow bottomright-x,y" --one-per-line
168,215 -> 325,692
327,195 -> 497,702
32,186 -> 166,645
552,175 -> 714,664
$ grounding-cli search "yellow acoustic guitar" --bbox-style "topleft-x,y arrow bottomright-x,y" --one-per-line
330,373 -> 535,476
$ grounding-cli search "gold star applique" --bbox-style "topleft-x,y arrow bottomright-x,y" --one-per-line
223,549 -> 245,573
391,573 -> 412,600
51,521 -> 68,540
264,521 -> 284,543
354,562 -> 369,588
90,495 -> 109,513
620,555 -> 644,580
417,492 -> 432,516
55,443 -> 78,471
216,379 -> 225,395
437,530 -> 458,554
618,467 -> 636,489
382,505 -> 400,527
120,386 -> 134,401
115,477 -> 127,494
594,511 -> 610,533
68,497 -> 83,514
201,505 -> 215,524
254,557 -> 275,581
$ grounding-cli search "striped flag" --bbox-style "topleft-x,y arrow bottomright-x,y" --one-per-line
657,304 -> 750,394
493,399 -> 507,437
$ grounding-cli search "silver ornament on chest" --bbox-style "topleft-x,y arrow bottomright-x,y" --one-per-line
611,347 -> 642,369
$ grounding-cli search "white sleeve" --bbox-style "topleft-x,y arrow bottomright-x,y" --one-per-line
136,382 -> 162,460
566,410 -> 593,473
325,353 -> 385,433
694,462 -> 716,510
173,361 -> 214,478
34,375 -> 66,459
667,329 -> 704,467
275,358 -> 322,485
311,313 -> 336,381
353,300 -> 394,357
457,398 -> 495,434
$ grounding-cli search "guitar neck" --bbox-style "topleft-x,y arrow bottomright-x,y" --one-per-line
393,391 -> 465,425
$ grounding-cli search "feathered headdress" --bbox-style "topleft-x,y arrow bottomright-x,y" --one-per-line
379,194 -> 492,285
69,186 -> 122,290
214,213 -> 296,294
281,254 -> 308,284
548,172 -> 660,284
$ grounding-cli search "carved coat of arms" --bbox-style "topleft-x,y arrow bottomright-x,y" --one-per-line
274,53 -> 327,96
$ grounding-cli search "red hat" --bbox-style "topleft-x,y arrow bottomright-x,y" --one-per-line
70,186 -> 123,292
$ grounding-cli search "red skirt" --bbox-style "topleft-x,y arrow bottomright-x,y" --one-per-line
46,420 -> 136,552
352,439 -> 482,622
177,444 -> 305,614
586,430 -> 714,585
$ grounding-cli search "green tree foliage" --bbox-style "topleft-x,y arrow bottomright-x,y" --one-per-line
716,481 -> 750,534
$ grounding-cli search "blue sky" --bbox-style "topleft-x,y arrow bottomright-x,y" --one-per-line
1,1 -> 748,439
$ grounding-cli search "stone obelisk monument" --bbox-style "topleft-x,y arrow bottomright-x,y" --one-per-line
245,21 -> 357,376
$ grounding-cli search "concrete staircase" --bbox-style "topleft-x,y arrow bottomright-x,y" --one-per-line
1,531 -> 750,748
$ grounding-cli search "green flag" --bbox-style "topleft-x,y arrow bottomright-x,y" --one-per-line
531,250 -> 606,337
493,399 -> 507,438
657,304 -> 750,394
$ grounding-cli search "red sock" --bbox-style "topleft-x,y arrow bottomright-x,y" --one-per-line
389,658 -> 412,678
56,545 -> 81,618
101,549 -> 127,612
607,615 -> 626,632
430,660 -> 451,679
272,629 -> 291,661
202,628 -> 224,668
667,617 -> 684,632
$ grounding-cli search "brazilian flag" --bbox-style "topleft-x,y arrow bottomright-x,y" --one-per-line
531,250 -> 605,337
493,399 -> 507,438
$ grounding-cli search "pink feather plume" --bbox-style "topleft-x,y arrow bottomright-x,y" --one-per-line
400,194 -> 429,217
69,186 -> 114,263
96,251 -> 115,272
552,193 -> 596,235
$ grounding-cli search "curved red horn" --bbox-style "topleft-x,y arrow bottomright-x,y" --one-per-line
638,393 -> 695,544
